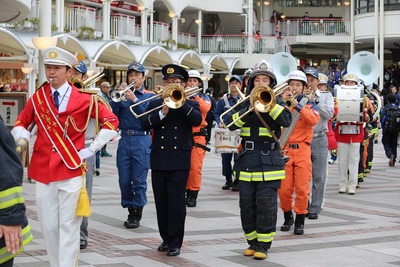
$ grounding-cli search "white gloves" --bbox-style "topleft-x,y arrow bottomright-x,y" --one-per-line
11,126 -> 31,142
89,128 -> 119,152
78,147 -> 96,160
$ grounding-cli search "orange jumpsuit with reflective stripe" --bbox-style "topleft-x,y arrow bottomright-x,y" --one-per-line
279,100 -> 319,215
186,95 -> 211,191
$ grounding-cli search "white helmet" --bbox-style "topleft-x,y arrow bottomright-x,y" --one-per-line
318,73 -> 329,84
288,70 -> 307,83
343,73 -> 359,83
188,70 -> 202,80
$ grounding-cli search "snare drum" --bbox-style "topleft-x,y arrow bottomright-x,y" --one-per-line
214,128 -> 241,154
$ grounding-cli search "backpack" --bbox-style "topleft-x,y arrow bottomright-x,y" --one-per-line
384,105 -> 400,133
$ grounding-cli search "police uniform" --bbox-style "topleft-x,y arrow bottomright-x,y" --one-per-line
141,64 -> 202,255
0,116 -> 33,266
111,62 -> 155,229
12,46 -> 119,267
226,61 -> 292,259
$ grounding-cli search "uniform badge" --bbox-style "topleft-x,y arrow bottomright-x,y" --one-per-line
48,51 -> 58,59
259,62 -> 268,69
167,67 -> 175,74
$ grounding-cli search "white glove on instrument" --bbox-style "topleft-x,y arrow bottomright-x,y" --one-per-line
11,126 -> 31,142
89,129 -> 120,152
78,147 -> 96,160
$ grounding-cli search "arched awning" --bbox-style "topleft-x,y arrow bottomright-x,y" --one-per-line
223,57 -> 241,74
84,40 -> 136,69
54,34 -> 91,63
199,54 -> 229,74
131,45 -> 174,70
0,28 -> 32,62
169,50 -> 204,71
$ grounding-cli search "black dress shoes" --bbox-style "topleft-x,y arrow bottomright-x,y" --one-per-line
167,247 -> 180,256
157,242 -> 169,252
308,213 -> 318,220
80,240 -> 88,249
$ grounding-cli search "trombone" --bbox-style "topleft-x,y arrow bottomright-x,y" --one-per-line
70,72 -> 105,89
129,84 -> 202,119
220,81 -> 289,128
110,81 -> 135,102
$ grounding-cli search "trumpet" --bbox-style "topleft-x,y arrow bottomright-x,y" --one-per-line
220,83 -> 290,128
129,84 -> 202,119
111,81 -> 135,102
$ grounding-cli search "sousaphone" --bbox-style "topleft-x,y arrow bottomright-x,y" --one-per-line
269,52 -> 298,84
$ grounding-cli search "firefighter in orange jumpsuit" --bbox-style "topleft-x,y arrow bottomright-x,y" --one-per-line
279,70 -> 319,235
185,70 -> 211,207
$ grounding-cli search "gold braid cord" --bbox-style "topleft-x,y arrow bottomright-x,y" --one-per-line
64,95 -> 94,134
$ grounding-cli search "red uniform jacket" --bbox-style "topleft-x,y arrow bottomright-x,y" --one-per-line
15,83 -> 119,184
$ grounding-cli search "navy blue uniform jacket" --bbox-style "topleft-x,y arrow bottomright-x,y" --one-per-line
141,98 -> 202,170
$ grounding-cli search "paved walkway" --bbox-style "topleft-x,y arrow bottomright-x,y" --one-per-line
14,131 -> 400,267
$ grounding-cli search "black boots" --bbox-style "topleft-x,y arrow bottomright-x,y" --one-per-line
280,211 -> 294,231
294,214 -> 305,235
222,178 -> 233,190
124,207 -> 143,229
187,190 -> 199,207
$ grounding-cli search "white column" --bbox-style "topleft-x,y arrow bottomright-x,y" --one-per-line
59,0 -> 65,34
102,0 -> 111,40
247,0 -> 253,54
56,0 -> 61,31
172,16 -> 179,50
141,8 -> 148,44
38,0 -> 52,84
149,1 -> 154,43
379,0 -> 384,86
350,0 -> 354,56
197,10 -> 202,54
374,0 -> 378,56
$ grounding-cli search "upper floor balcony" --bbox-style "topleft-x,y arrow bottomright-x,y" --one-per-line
0,2 -> 351,55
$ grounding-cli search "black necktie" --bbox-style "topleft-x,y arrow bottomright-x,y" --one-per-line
54,91 -> 59,108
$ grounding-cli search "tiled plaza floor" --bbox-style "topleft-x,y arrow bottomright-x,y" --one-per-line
14,130 -> 400,266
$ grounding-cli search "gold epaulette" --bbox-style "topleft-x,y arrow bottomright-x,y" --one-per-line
79,89 -> 99,95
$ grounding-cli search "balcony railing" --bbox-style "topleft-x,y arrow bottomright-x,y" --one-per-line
65,4 -> 96,33
260,18 -> 351,36
201,34 -> 291,54
110,13 -> 140,41
177,32 -> 196,48
151,21 -> 169,43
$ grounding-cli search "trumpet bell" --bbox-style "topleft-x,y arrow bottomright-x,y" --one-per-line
163,84 -> 186,109
347,51 -> 381,86
269,52 -> 298,84
250,85 -> 276,113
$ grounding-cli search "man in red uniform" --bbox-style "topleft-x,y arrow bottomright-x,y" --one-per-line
185,70 -> 211,207
11,46 -> 119,267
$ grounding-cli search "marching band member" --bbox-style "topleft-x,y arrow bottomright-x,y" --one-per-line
334,73 -> 371,195
304,68 -> 334,220
141,64 -> 201,256
111,62 -> 155,229
225,60 -> 292,260
11,46 -> 119,267
279,70 -> 319,235
0,115 -> 32,266
185,70 -> 211,207
214,75 -> 243,191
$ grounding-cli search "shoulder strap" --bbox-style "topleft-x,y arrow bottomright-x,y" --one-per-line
254,110 -> 280,144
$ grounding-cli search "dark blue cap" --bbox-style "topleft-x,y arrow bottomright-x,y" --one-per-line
74,61 -> 87,75
229,74 -> 242,83
305,67 -> 319,79
161,64 -> 189,82
128,62 -> 145,73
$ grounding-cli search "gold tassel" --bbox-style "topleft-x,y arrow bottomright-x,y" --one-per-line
76,185 -> 91,217
76,163 -> 91,217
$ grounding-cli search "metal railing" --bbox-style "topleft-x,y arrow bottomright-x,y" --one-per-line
151,21 -> 169,43
260,18 -> 351,36
201,34 -> 291,54
110,13 -> 138,41
64,4 -> 96,33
